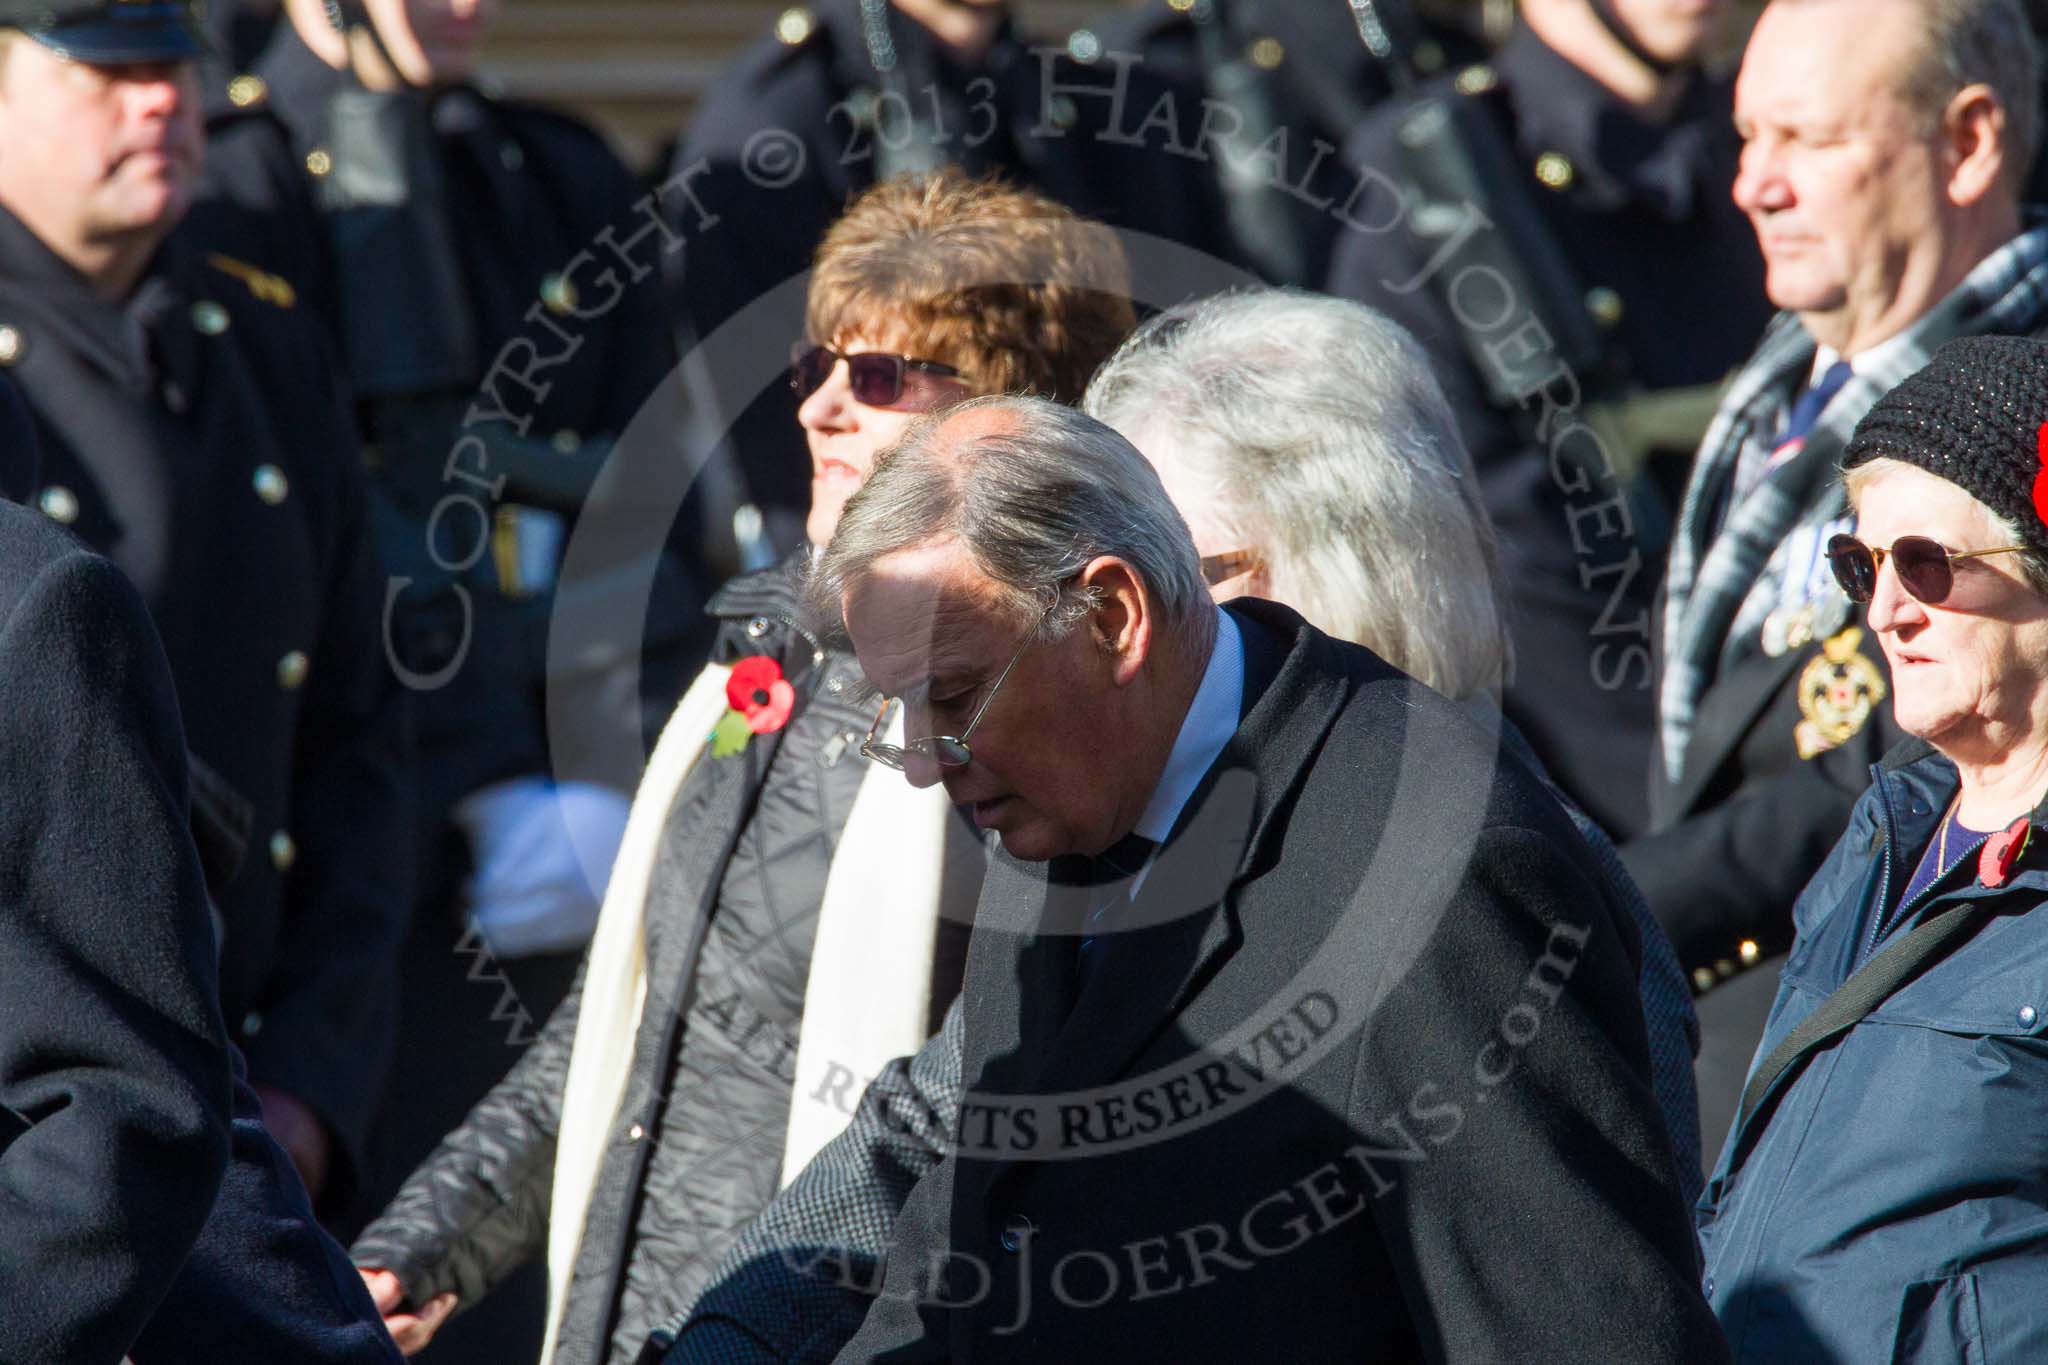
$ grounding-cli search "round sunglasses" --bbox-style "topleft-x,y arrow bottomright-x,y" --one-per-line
1824,533 -> 2030,606
789,342 -> 961,408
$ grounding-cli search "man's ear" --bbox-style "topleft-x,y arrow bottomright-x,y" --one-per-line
1076,555 -> 1152,687
1943,83 -> 2010,208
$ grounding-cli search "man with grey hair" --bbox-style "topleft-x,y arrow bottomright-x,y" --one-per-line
1623,0 -> 2048,1153
656,394 -> 1722,1361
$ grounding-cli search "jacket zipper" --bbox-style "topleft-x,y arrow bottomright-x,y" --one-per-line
750,608 -> 827,671
1864,768 -> 1985,959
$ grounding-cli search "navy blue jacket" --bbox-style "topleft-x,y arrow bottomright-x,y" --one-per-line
0,375 -> 400,1362
0,495 -> 232,1363
1701,740 -> 2048,1361
0,200 -> 414,1199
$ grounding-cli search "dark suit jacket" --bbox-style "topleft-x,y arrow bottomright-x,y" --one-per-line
0,499 -> 233,1361
667,602 -> 1723,1363
0,202 -> 414,1198
1625,366 -> 1903,976
0,375 -> 400,1363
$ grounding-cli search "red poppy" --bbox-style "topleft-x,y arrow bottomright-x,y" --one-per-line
1979,816 -> 2032,889
726,656 -> 795,735
2032,421 -> 2048,527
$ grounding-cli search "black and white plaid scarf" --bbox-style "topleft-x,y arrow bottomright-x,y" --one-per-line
1659,225 -> 2048,782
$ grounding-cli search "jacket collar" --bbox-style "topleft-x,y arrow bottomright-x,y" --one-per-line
1869,741 -> 2048,904
706,549 -> 810,621
0,202 -> 187,399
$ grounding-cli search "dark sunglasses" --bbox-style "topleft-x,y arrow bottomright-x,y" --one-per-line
789,342 -> 962,407
1824,533 -> 2029,606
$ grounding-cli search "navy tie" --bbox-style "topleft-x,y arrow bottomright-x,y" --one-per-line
1778,359 -> 1854,451
1069,832 -> 1158,1006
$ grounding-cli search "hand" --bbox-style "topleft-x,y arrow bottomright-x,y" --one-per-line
360,1267 -> 459,1357
252,1085 -> 333,1201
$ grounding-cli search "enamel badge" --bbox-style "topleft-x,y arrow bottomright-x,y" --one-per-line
1794,626 -> 1888,760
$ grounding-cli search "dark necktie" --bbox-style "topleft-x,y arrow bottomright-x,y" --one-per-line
1777,359 -> 1855,453
1722,359 -> 1855,532
1069,832 -> 1159,1007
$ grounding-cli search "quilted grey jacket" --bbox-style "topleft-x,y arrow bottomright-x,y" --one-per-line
351,559 -> 966,1365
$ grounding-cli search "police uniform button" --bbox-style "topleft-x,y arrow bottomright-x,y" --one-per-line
269,830 -> 297,872
499,141 -> 525,172
775,5 -> 814,45
999,1214 -> 1035,1253
1534,151 -> 1576,191
241,1011 -> 264,1037
162,381 -> 188,413
1703,1275 -> 1716,1298
277,649 -> 310,691
1454,64 -> 1498,96
226,73 -> 266,108
745,615 -> 773,639
539,272 -> 578,316
37,485 -> 78,525
551,429 -> 582,454
1692,967 -> 1716,994
1247,37 -> 1285,71
1049,95 -> 1079,130
1067,28 -> 1101,63
190,300 -> 230,336
2022,1006 -> 2039,1028
1585,287 -> 1624,330
252,464 -> 289,505
0,324 -> 25,366
627,1122 -> 646,1141
305,147 -> 333,178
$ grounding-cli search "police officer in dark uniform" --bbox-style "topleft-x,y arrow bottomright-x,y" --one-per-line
194,0 -> 696,1354
1327,0 -> 1769,840
0,0 -> 411,1217
661,0 -> 1243,558
1089,0 -> 1486,290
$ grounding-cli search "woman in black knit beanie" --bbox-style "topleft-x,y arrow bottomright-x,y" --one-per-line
1699,332 -> 2048,1361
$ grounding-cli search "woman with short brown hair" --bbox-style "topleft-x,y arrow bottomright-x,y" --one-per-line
351,170 -> 1132,1365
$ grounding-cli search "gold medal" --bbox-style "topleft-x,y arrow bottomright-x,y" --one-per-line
1795,627 -> 1887,760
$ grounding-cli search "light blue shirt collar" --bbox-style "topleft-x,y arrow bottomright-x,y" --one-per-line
1134,607 -> 1245,844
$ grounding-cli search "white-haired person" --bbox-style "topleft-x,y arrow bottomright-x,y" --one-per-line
1697,335 -> 2048,1358
1082,287 -> 1701,1194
